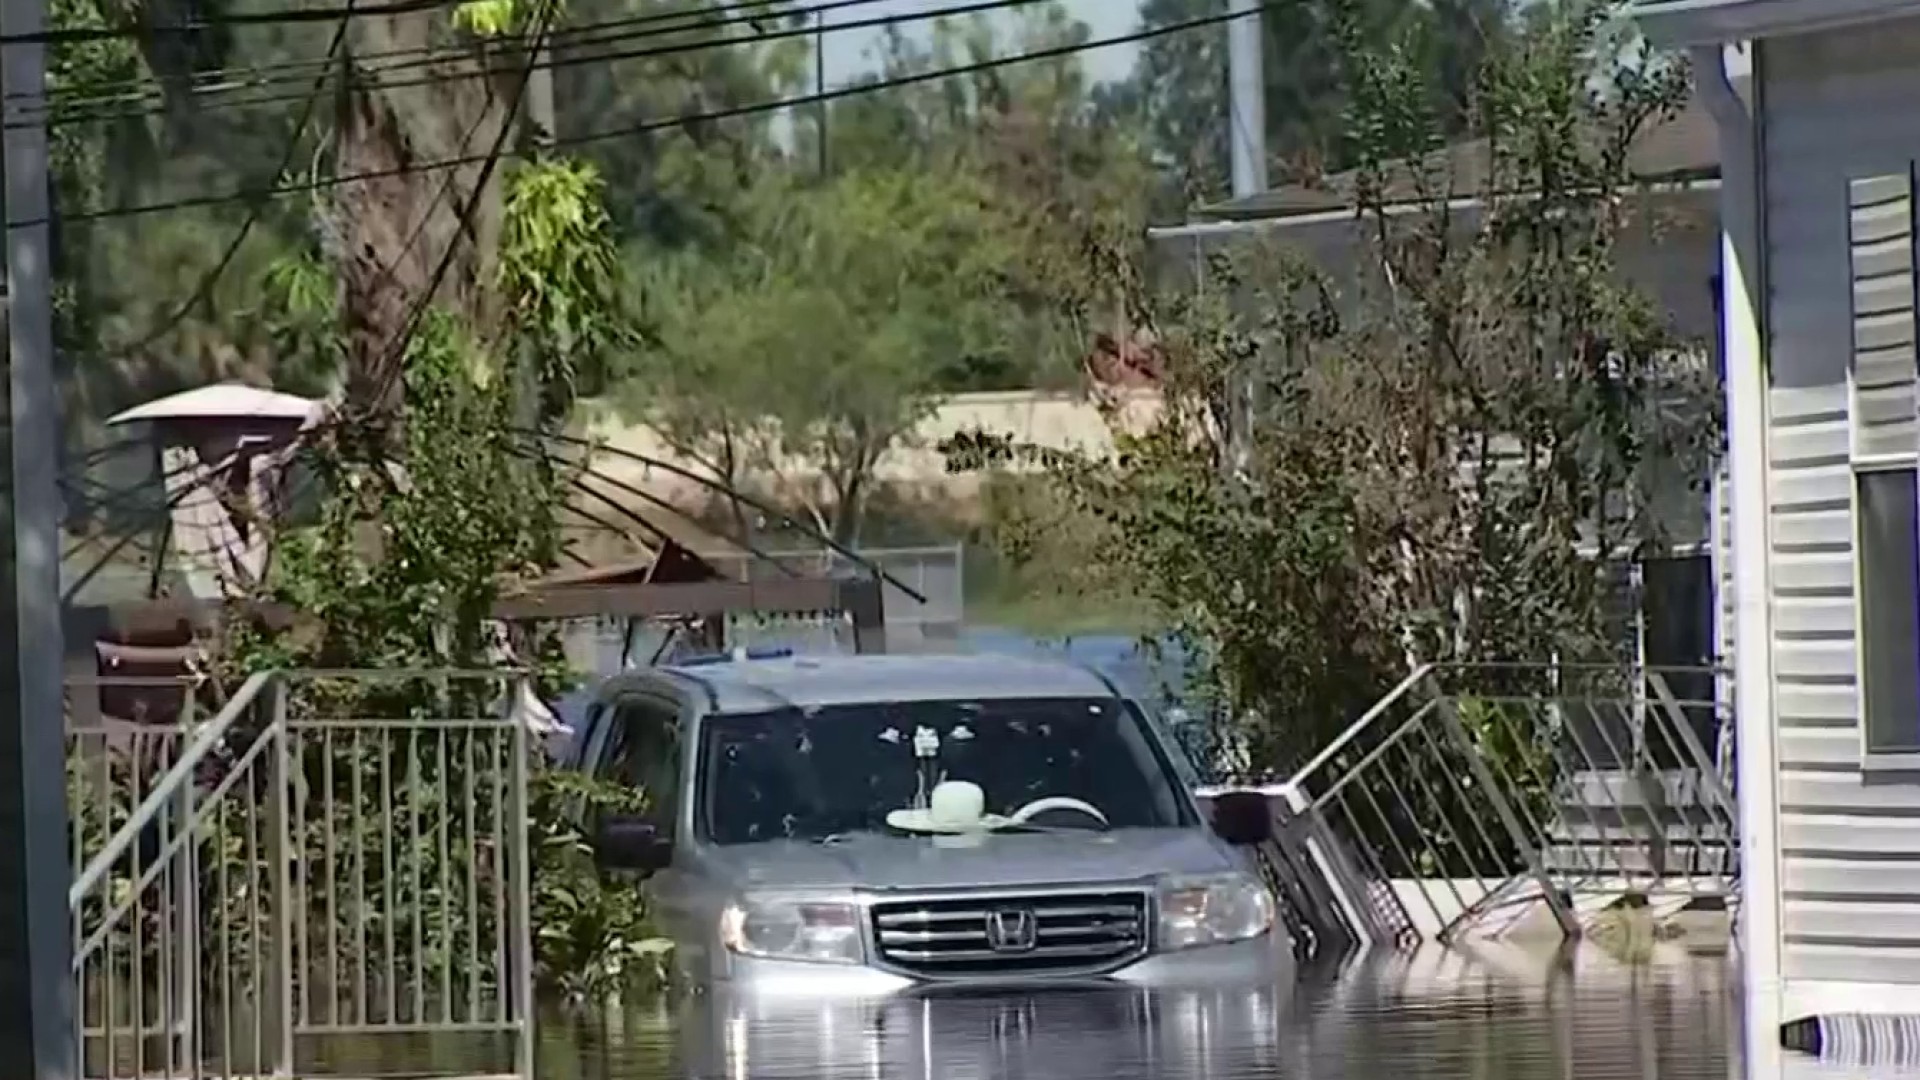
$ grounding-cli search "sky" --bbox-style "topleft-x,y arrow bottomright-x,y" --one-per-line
818,0 -> 1146,88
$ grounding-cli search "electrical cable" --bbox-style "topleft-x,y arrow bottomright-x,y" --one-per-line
20,0 -> 840,113
118,0 -> 359,353
5,0 -> 466,47
351,0 -> 561,423
35,3 -> 1266,229
85,0 -> 887,348
28,0 -> 927,130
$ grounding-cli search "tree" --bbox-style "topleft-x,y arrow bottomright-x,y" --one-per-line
627,166 -> 1019,544
824,5 -> 1156,390
952,1 -> 1715,774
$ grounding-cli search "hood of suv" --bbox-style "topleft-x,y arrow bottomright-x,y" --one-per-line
705,828 -> 1241,894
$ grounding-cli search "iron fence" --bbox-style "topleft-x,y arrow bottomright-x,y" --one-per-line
66,669 -> 536,1079
698,543 -> 965,651
1215,662 -> 1738,961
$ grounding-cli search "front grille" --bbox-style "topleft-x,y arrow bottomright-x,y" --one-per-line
869,891 -> 1150,978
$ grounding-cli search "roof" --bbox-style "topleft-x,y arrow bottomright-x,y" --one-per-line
1633,0 -> 1920,46
613,653 -> 1122,713
1195,93 -> 1719,224
106,383 -> 321,426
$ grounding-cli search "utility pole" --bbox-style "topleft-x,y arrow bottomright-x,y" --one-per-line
1226,0 -> 1268,200
814,6 -> 828,176
0,0 -> 78,1066
1224,1 -> 1266,475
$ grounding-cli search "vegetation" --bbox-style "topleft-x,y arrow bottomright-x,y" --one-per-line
629,166 -> 1021,545
947,1 -> 1714,778
56,0 -> 1719,1002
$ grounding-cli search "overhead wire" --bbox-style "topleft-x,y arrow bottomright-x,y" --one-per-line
33,2 -> 1267,229
6,0 -> 467,47
25,0 -> 1036,131
118,0 -> 360,353
352,0 -> 562,421
22,0 -> 849,116
26,0 -> 919,130
103,0 -> 898,348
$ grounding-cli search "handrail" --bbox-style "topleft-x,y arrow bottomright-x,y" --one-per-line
68,670 -> 275,909
1284,663 -> 1436,790
1645,669 -> 1740,817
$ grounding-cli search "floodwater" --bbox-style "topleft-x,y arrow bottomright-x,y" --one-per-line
298,942 -> 1920,1079
530,945 -> 1749,1080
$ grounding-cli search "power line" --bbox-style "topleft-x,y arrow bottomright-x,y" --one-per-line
118,2 -> 358,353
3,0 -> 463,47
83,0 -> 1015,350
356,0 -> 562,419
42,3 -> 1256,229
18,0 -> 820,109
26,0 -> 1023,131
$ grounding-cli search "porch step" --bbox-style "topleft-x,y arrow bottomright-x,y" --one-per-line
1542,841 -> 1736,878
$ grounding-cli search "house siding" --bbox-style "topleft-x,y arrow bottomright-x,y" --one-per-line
1761,18 -> 1920,987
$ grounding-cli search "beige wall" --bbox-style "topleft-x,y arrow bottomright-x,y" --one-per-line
582,389 -> 1161,514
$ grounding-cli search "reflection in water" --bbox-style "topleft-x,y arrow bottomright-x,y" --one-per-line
537,945 -> 1746,1080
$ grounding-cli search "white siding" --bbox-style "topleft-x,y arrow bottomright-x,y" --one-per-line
1761,19 -> 1920,986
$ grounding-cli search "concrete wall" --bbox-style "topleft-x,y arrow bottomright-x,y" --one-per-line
581,389 -> 1162,515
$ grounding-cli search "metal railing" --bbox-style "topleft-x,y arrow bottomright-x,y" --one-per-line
1231,662 -> 1738,958
66,669 -> 536,1079
690,543 -> 964,655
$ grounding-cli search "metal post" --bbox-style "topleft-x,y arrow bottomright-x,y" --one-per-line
0,0 -> 78,1065
952,541 -> 966,627
839,578 -> 886,655
265,679 -> 296,1075
171,694 -> 200,1069
506,692 -> 534,1080
1226,0 -> 1267,199
1224,0 -> 1266,475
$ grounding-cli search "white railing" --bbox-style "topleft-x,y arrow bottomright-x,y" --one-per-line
67,669 -> 536,1079
1203,662 -> 1740,963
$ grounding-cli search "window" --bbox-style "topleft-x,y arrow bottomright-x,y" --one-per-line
695,697 -> 1199,846
1847,170 -> 1920,761
1642,553 -> 1720,768
1857,469 -> 1920,756
600,696 -> 684,837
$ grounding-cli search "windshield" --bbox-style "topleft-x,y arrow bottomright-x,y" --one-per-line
696,696 -> 1198,845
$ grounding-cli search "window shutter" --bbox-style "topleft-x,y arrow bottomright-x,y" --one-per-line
1848,171 -> 1918,460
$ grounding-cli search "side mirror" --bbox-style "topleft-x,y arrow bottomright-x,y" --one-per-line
594,815 -> 674,873
1209,790 -> 1274,846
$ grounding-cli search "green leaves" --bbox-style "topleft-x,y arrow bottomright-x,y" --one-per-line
499,156 -> 641,421
628,164 -> 1023,542
971,3 -> 1713,780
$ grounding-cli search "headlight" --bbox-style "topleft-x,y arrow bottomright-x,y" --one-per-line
719,897 -> 863,965
1156,873 -> 1275,951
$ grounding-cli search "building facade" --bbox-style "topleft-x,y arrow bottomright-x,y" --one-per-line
1636,0 -> 1920,1052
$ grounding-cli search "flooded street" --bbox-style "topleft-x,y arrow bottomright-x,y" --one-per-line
531,945 -> 1745,1080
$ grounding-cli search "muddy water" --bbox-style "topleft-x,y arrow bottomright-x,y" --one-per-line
530,945 -> 1747,1080
301,943 -> 1920,1078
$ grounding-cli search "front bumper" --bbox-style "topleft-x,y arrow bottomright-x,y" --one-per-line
712,926 -> 1296,999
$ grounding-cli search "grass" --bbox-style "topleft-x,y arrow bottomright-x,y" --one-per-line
965,588 -> 1160,638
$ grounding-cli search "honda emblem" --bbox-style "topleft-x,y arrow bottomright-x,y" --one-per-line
984,908 -> 1039,953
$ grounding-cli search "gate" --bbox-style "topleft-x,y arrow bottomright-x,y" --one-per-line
67,669 -> 536,1078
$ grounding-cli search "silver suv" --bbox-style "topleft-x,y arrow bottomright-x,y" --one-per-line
570,651 -> 1291,995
